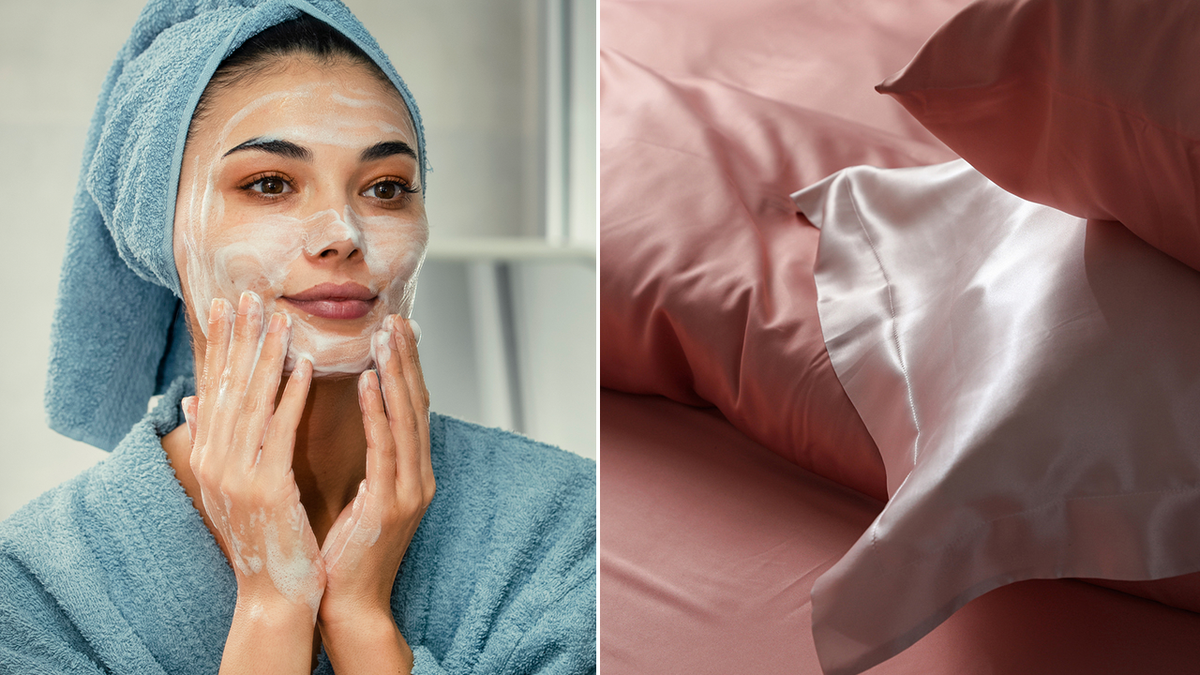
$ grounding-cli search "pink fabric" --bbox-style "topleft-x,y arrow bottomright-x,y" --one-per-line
794,160 -> 1200,674
878,0 -> 1200,273
599,389 -> 1200,675
599,0 -> 964,500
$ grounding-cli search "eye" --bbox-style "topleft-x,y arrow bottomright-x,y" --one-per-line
362,178 -> 418,203
240,174 -> 294,196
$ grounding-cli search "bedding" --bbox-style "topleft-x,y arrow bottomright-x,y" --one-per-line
600,389 -> 1200,675
878,0 -> 1200,273
599,0 -> 1200,671
794,159 -> 1200,674
600,0 -> 964,501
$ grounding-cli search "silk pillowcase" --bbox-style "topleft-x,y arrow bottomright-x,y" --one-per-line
793,160 -> 1200,675
599,0 -> 966,502
876,0 -> 1200,274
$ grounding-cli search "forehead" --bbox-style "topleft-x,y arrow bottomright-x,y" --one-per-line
196,57 -> 417,150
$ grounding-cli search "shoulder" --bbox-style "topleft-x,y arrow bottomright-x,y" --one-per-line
397,416 -> 596,671
429,413 -> 595,505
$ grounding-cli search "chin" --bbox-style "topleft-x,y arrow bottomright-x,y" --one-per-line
284,328 -> 376,377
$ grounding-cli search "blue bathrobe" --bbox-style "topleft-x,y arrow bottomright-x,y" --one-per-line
0,377 -> 596,674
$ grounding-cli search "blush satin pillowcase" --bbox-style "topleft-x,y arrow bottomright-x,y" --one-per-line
792,160 -> 1200,675
599,0 -> 964,501
876,0 -> 1200,273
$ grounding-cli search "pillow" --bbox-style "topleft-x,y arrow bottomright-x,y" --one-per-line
876,0 -> 1200,273
599,0 -> 962,501
792,160 -> 1200,675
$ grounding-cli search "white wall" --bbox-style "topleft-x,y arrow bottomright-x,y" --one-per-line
0,0 -> 596,521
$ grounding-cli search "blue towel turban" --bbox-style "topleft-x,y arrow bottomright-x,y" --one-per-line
45,0 -> 426,451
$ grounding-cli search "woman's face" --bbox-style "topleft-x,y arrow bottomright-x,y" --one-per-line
174,56 -> 427,377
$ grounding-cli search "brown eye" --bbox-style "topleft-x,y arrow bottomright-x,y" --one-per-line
362,179 -> 416,203
372,182 -> 398,200
244,175 -> 293,196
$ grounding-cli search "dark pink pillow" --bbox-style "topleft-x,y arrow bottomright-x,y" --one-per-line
878,0 -> 1200,272
599,0 -> 963,501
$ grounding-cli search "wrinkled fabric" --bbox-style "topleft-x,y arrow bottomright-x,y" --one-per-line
794,160 -> 1200,675
599,390 -> 1200,675
599,0 -> 968,500
878,0 -> 1200,273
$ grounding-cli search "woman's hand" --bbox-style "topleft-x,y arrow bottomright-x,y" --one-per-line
318,314 -> 434,674
182,292 -> 325,674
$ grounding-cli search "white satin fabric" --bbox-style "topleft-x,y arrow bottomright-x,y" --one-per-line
792,160 -> 1200,675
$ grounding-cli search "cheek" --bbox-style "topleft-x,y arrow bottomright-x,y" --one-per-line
183,214 -> 310,328
359,217 -> 429,282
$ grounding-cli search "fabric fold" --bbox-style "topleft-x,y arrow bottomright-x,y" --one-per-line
794,160 -> 1200,675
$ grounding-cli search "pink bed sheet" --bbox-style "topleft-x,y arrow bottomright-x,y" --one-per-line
599,389 -> 1200,674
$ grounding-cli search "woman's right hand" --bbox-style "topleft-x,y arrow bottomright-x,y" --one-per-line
181,292 -> 324,673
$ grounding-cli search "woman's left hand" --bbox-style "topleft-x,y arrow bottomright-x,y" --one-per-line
317,314 -> 434,673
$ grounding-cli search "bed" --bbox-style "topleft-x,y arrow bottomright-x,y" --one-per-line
598,0 -> 1200,672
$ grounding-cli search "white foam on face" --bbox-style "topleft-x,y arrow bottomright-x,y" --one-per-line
176,67 -> 427,378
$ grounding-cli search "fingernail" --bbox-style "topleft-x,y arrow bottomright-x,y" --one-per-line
267,312 -> 286,334
374,329 -> 390,358
181,397 -> 196,442
238,291 -> 251,315
208,298 -> 222,324
408,319 -> 421,345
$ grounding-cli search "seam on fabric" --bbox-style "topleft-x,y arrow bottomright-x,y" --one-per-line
839,177 -> 922,563
843,179 -> 922,465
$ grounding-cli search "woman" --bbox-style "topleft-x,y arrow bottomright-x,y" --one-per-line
0,2 -> 595,673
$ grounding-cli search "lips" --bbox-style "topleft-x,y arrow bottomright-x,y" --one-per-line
282,282 -> 377,320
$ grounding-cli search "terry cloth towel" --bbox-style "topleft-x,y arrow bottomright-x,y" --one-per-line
1,377 -> 596,673
45,0 -> 428,451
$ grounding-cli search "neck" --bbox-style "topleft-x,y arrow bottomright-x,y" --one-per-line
162,373 -> 369,549
288,374 -> 368,543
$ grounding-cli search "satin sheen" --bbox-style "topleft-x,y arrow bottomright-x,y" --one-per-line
793,160 -> 1200,675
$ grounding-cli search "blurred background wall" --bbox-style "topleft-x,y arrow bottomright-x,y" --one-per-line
0,0 -> 596,520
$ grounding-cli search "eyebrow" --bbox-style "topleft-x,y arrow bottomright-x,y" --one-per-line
223,138 -> 311,161
360,141 -> 417,163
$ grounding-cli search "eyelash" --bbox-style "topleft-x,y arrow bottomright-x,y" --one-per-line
238,172 -> 294,198
362,177 -> 420,205
236,173 -> 419,206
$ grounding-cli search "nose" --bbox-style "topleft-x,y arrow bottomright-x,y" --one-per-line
302,209 -> 363,261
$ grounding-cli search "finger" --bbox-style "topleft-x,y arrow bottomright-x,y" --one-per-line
231,312 -> 291,468
259,356 -> 313,476
394,317 -> 432,487
378,319 -> 422,489
396,317 -> 430,415
321,481 -> 366,569
195,297 -> 233,449
359,368 -> 396,493
206,291 -> 265,453
181,396 -> 198,446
